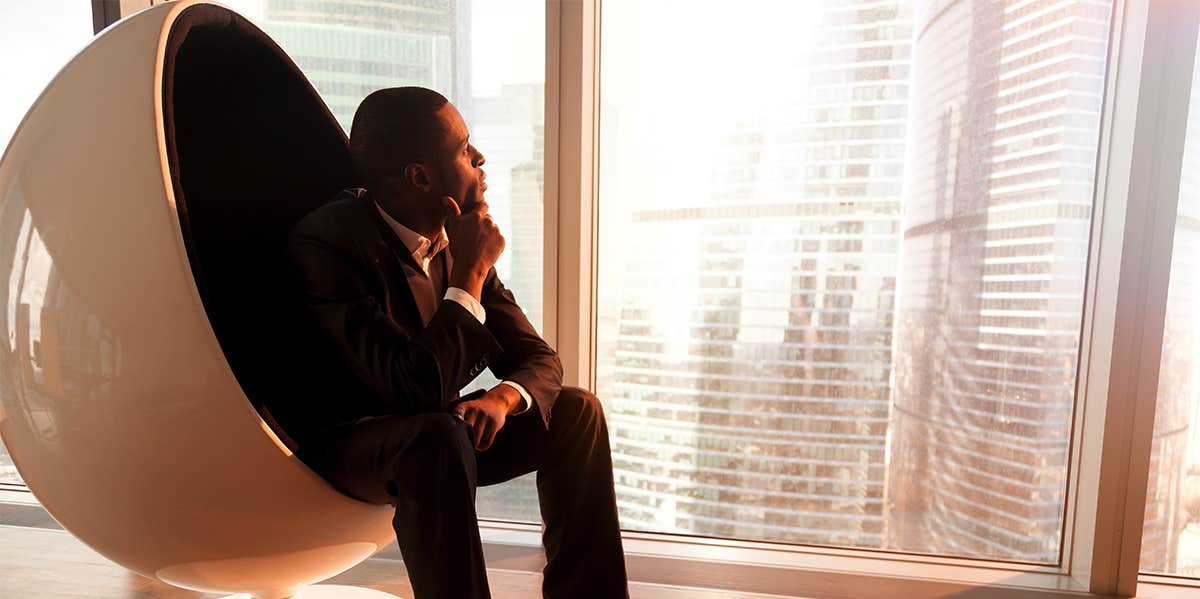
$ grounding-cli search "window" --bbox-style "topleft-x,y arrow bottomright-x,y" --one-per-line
1140,38 -> 1200,579
596,0 -> 1112,562
198,0 -> 546,522
5,0 -> 1200,594
0,1 -> 94,487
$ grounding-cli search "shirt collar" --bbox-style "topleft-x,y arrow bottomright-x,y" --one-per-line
374,201 -> 448,263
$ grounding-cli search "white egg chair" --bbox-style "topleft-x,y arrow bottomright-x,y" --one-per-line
0,1 -> 400,597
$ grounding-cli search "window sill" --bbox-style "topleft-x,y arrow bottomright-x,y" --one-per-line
1136,574 -> 1200,599
0,492 -> 1155,598
473,520 -> 1100,599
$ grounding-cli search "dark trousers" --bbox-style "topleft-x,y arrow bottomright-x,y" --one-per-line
305,387 -> 629,599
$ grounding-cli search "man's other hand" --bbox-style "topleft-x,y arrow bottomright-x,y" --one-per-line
451,384 -> 522,451
443,195 -> 505,301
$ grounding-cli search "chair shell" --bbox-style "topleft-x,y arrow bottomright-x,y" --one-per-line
0,2 -> 396,597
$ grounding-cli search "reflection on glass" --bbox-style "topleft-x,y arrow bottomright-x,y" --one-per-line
218,0 -> 546,522
0,1 -> 94,486
1141,43 -> 1200,578
885,0 -> 1109,562
0,187 -> 125,490
597,0 -> 1111,561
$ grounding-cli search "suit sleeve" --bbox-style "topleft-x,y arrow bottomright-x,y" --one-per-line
288,227 -> 501,415
480,268 -> 563,413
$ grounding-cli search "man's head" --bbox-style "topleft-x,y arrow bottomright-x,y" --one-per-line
349,87 -> 487,235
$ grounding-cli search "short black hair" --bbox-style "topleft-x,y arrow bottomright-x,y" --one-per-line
349,86 -> 450,188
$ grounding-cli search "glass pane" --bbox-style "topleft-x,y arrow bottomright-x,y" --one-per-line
1140,43 -> 1200,578
221,0 -> 545,522
0,1 -> 94,487
597,0 -> 1112,561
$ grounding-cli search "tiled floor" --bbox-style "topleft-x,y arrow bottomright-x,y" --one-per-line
0,525 -> 794,598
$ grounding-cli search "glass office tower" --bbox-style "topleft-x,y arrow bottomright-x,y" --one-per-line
263,0 -> 469,130
883,0 -> 1111,561
597,1 -> 913,546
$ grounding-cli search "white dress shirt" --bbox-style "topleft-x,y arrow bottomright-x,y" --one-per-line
374,203 -> 534,414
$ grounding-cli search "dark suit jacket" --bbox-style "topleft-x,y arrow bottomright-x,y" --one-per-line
281,188 -> 562,450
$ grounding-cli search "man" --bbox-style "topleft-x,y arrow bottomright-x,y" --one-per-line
286,86 -> 628,599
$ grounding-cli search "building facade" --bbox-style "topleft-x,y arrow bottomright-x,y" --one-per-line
598,1 -> 912,547
883,0 -> 1111,562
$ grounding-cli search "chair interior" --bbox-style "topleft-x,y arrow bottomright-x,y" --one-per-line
161,4 -> 357,450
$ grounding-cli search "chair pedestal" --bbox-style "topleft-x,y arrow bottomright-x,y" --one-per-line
223,584 -> 403,598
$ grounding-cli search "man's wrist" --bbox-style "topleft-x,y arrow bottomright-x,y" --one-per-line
491,384 -> 522,414
449,266 -> 487,300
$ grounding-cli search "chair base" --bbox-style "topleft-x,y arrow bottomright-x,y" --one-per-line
221,584 -> 403,599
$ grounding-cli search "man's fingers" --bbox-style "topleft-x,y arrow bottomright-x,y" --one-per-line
459,405 -> 483,448
478,418 -> 501,452
471,412 -> 486,450
460,408 -> 476,432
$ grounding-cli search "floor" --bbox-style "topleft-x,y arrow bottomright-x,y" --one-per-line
0,525 -> 793,598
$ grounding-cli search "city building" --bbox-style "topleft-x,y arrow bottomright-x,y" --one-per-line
598,0 -> 912,547
884,0 -> 1112,562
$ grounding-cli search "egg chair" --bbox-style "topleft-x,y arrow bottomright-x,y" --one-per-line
0,1 -> 400,597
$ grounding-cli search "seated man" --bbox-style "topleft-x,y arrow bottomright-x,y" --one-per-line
286,87 -> 628,599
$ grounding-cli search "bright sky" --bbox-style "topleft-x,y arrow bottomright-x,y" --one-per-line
0,1 -> 93,158
599,0 -> 819,213
470,0 -> 543,96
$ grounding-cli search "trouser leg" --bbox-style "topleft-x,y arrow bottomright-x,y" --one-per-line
476,387 -> 628,599
305,413 -> 490,599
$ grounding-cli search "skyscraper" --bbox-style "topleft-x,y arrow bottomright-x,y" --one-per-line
263,0 -> 470,130
598,1 -> 912,546
884,0 -> 1111,562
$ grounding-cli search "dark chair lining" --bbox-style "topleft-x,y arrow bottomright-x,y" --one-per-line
161,4 -> 357,451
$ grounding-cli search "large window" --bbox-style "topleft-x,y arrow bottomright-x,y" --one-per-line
6,0 -> 1200,595
596,0 -> 1111,563
218,0 -> 546,522
0,1 -> 94,487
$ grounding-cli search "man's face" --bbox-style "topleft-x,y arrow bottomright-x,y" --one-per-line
427,103 -> 487,214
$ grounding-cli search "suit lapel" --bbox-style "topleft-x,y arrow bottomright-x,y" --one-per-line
431,249 -> 451,297
363,194 -> 438,326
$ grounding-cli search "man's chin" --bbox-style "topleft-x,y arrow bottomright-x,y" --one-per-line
465,194 -> 485,211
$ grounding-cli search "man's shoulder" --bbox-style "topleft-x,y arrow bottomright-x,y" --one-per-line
290,188 -> 374,243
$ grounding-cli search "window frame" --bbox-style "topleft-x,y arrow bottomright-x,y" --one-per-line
1064,0 -> 1200,593
0,0 -> 1183,596
542,0 -> 1200,596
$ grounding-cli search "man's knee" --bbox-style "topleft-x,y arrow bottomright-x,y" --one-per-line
410,413 -> 474,458
387,413 -> 475,488
556,386 -> 607,431
385,413 -> 476,507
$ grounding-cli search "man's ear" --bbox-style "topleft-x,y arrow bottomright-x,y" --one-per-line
403,162 -> 433,192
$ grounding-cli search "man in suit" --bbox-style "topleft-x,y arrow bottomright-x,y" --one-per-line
286,87 -> 628,599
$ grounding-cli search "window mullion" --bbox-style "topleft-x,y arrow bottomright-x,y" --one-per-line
544,0 -> 599,390
117,0 -> 155,19
1067,0 -> 1200,594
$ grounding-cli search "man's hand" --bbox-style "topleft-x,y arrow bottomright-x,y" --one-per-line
451,384 -> 522,451
442,195 -> 505,301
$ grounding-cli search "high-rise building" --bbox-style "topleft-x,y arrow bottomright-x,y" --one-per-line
884,0 -> 1112,562
263,0 -> 470,130
598,1 -> 912,546
469,83 -> 545,328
